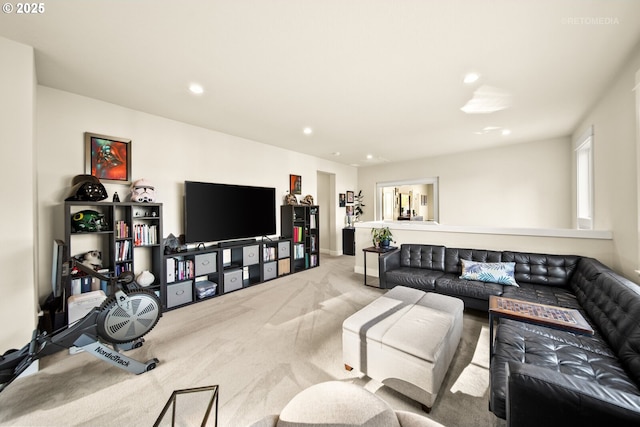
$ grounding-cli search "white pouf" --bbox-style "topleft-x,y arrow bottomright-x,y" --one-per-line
342,287 -> 464,410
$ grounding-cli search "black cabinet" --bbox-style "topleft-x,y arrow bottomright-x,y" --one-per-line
162,237 -> 293,311
281,205 -> 320,272
64,201 -> 163,302
342,227 -> 355,256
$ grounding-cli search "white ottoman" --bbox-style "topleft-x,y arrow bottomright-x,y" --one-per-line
342,286 -> 463,411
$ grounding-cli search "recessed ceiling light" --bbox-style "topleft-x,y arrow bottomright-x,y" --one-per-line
331,151 -> 341,156
189,83 -> 204,95
463,72 -> 480,84
501,129 -> 512,136
303,127 -> 313,135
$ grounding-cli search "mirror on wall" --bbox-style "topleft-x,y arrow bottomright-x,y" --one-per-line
376,178 -> 439,222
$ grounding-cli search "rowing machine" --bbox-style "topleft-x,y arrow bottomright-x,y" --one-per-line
0,263 -> 162,394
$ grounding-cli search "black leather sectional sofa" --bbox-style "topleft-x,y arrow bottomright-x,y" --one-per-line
378,243 -> 640,426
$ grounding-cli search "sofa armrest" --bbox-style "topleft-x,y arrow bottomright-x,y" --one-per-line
379,249 -> 401,289
506,362 -> 640,427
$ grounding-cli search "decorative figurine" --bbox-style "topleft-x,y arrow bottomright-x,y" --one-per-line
130,178 -> 156,202
113,192 -> 120,202
65,175 -> 108,202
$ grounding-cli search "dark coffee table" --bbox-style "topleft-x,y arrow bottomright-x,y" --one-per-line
488,296 -> 594,358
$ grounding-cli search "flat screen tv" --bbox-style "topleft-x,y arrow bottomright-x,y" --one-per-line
184,181 -> 277,244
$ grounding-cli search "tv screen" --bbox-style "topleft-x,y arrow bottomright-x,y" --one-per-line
184,181 -> 277,244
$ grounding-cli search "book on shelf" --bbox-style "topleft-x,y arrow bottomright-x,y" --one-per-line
293,226 -> 304,243
116,240 -> 132,261
166,257 -> 195,282
134,224 -> 158,246
98,268 -> 111,294
166,257 -> 176,282
116,220 -> 129,238
115,262 -> 132,277
263,246 -> 276,262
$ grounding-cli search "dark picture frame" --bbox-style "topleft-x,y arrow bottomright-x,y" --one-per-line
339,193 -> 346,207
290,174 -> 302,195
346,190 -> 354,204
85,132 -> 132,184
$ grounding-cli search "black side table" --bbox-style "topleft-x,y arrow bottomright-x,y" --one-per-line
362,246 -> 397,287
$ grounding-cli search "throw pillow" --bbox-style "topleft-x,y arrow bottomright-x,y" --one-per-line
460,259 -> 519,286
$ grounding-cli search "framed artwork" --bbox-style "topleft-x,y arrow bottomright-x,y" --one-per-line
346,191 -> 354,204
421,195 -> 427,206
290,174 -> 302,195
346,205 -> 354,216
85,132 -> 132,184
339,193 -> 346,207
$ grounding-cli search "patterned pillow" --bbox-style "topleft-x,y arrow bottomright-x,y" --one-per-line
459,259 -> 519,286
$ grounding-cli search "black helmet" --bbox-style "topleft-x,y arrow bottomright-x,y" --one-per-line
65,175 -> 108,201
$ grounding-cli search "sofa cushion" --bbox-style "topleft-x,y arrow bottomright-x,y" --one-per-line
435,273 -> 504,300
385,267 -> 442,290
444,248 -> 502,274
399,244 -> 446,271
502,251 -> 580,287
501,282 -> 581,309
460,259 -> 518,286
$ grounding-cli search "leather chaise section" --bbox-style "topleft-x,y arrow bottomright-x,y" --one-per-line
385,267 -> 442,291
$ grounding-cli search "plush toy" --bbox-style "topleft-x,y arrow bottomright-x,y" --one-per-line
300,195 -> 314,205
76,250 -> 103,271
284,193 -> 298,205
130,178 -> 156,202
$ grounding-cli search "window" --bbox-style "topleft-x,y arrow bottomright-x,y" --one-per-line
376,178 -> 439,222
576,127 -> 594,229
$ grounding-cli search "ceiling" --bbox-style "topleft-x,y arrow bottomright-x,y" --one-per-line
1,0 -> 639,167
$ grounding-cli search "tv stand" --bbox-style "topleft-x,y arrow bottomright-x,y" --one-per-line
162,237 -> 294,310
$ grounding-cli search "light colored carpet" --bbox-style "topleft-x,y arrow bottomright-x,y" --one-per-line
0,255 -> 506,427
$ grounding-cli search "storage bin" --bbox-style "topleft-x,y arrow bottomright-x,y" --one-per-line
278,241 -> 290,258
195,279 -> 217,299
243,245 -> 259,266
194,252 -> 217,276
167,280 -> 193,308
278,258 -> 291,276
224,269 -> 243,293
263,261 -> 277,281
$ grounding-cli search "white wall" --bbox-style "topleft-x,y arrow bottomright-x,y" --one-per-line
35,86 -> 357,301
573,42 -> 640,278
358,137 -> 572,228
0,38 -> 37,349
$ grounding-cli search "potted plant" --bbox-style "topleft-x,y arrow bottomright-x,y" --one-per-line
371,227 -> 394,249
